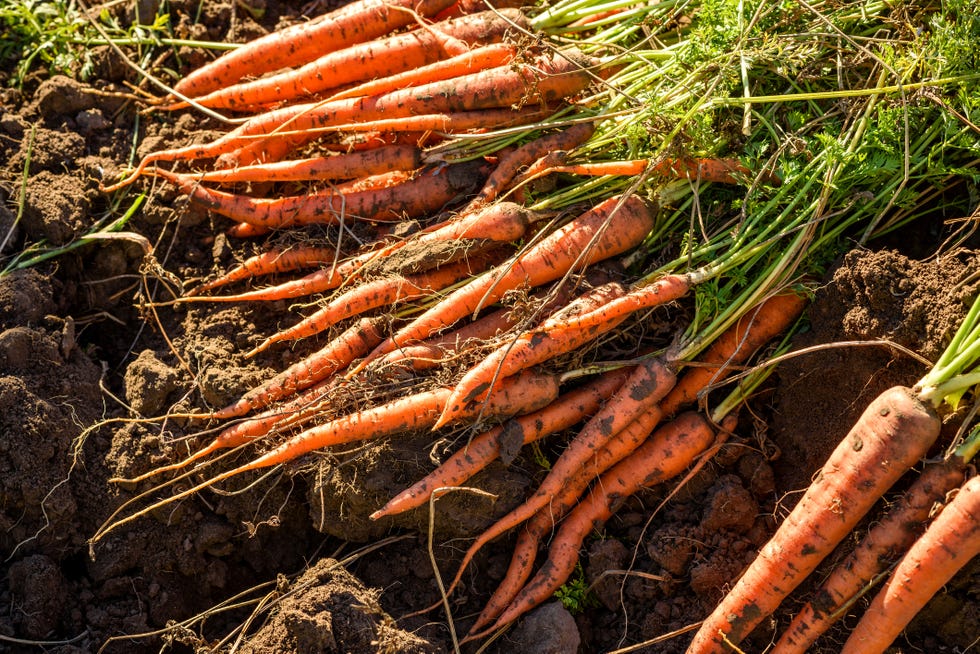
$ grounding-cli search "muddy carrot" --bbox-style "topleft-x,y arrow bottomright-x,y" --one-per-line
839,474 -> 980,654
152,160 -> 488,229
166,11 -> 526,112
171,0 -> 457,99
464,121 -> 597,211
356,194 -> 657,369
686,387 -> 942,653
773,458 -> 970,653
481,411 -> 723,635
370,368 -> 631,518
325,43 -> 518,102
245,253 -> 498,358
187,246 -> 341,296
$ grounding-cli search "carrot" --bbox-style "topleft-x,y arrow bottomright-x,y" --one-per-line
442,356 -> 677,602
773,455 -> 970,654
94,370 -> 560,544
245,252 -> 499,358
464,121 -> 597,211
686,386 -> 942,654
168,146 -> 422,188
516,157 -> 752,186
444,290 -> 807,611
324,43 -> 518,102
356,194 -> 657,369
468,397 -> 674,632
839,474 -> 980,654
481,411 -> 724,635
370,368 -> 631,518
187,246 -> 341,296
170,0 -> 458,100
210,317 -> 384,420
165,10 -> 527,112
107,51 -> 594,189
152,160 -> 489,229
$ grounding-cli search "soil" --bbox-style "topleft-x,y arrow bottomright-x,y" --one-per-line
1,2 -> 978,653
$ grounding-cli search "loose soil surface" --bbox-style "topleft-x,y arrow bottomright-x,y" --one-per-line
1,2 -> 978,653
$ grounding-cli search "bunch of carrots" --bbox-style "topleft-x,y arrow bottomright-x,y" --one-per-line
94,0 -> 980,649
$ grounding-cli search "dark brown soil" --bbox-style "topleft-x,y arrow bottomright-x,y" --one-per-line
1,2 -> 978,653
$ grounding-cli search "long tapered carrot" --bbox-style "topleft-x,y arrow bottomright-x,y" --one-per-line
93,370 -> 560,545
170,0 -> 457,99
207,316 -> 384,421
482,411 -> 723,635
165,10 -> 527,112
187,246 -> 341,296
245,252 -> 499,357
106,52 -> 595,189
772,454 -> 970,654
370,368 -> 631,518
187,202 -> 531,304
467,396 -> 673,632
464,121 -> 597,211
152,160 -> 489,229
444,290 -> 808,609
515,157 -> 753,187
686,387 -> 942,654
839,474 -> 980,654
324,43 -> 518,102
168,146 -> 422,189
356,194 -> 657,369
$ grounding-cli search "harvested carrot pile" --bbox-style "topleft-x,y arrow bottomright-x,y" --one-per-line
65,0 -> 980,650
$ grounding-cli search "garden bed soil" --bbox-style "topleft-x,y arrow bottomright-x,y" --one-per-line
1,1 -> 978,652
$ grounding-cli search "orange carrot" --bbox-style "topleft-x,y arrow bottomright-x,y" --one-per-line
464,121 -> 597,211
442,356 -> 677,601
107,51 -> 594,189
165,10 -> 526,112
187,246 -> 341,296
518,157 -> 751,186
446,290 -> 808,611
773,455 -> 970,654
482,411 -> 723,634
356,194 -> 657,369
370,369 -> 631,518
325,43 -> 517,102
211,316 -> 384,420
170,0 -> 457,99
245,253 -> 499,358
234,369 -> 560,469
687,387 -> 942,654
189,201 -> 531,304
96,370 -> 561,543
152,160 -> 489,229
839,474 -> 980,654
168,146 -> 422,188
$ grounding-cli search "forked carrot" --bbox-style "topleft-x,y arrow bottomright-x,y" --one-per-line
686,387 -> 942,653
170,0 -> 457,99
94,370 -> 560,545
773,449 -> 972,654
245,252 -> 500,358
479,411 -> 725,635
151,160 -> 489,229
324,43 -> 517,102
464,121 -> 597,211
164,10 -> 526,112
839,474 -> 980,654
443,290 -> 807,610
355,194 -> 657,370
370,368 -> 631,518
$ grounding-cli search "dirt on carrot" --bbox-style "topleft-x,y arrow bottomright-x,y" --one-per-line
3,2 -> 979,654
